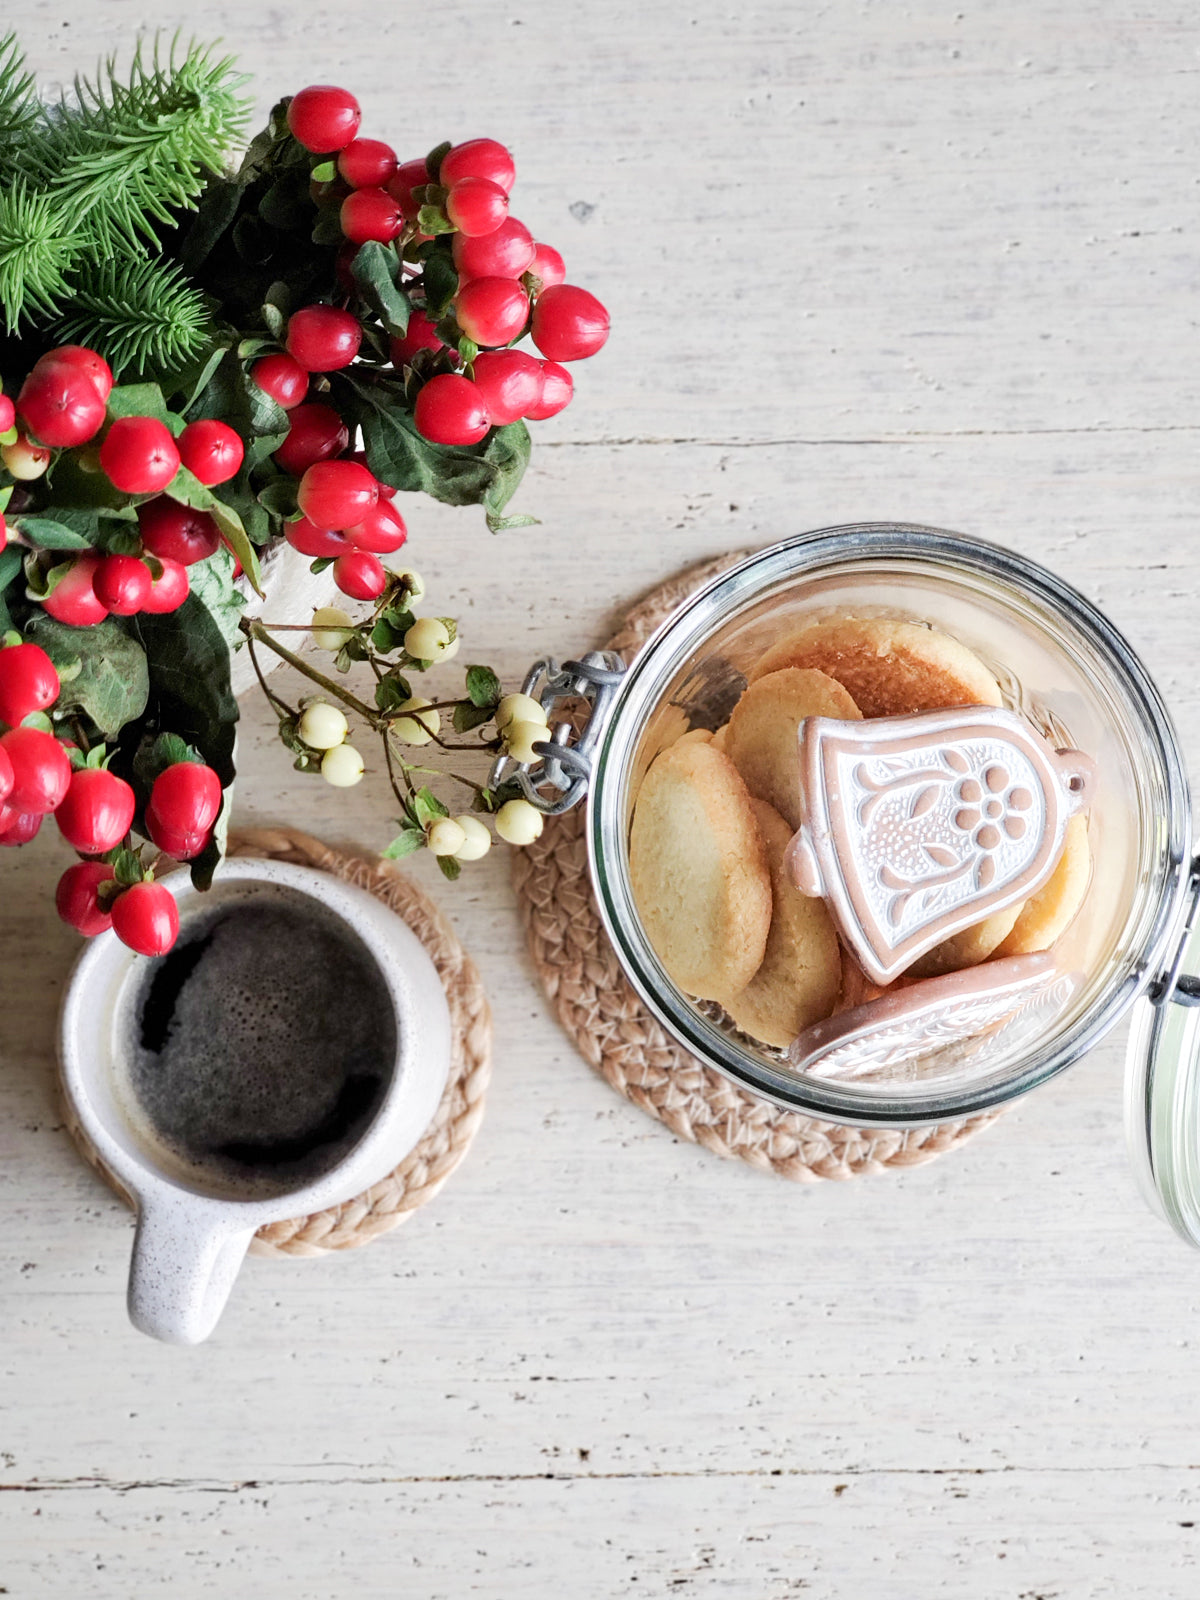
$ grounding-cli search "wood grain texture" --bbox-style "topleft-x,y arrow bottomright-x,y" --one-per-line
2,1 -> 1200,1595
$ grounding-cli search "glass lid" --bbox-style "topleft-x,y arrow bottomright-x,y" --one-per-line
1125,859 -> 1200,1247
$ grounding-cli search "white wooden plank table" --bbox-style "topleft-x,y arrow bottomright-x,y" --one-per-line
2,2 -> 1199,1594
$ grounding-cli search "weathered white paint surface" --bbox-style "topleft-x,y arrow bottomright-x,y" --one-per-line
2,2 -> 1199,1594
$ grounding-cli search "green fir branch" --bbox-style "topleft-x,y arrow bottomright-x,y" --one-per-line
56,255 -> 214,375
31,35 -> 252,250
0,33 -> 39,158
0,180 -> 76,332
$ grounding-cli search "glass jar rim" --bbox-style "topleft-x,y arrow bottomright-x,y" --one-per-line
587,523 -> 1193,1125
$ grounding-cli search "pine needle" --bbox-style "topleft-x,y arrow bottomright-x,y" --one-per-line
0,33 -> 38,157
56,255 -> 214,374
32,35 -> 252,250
0,181 -> 76,332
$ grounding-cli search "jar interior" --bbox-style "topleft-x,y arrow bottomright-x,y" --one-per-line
593,530 -> 1189,1122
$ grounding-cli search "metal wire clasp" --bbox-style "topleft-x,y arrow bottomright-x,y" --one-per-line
488,651 -> 626,815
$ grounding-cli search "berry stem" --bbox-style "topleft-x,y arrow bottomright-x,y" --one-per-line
242,618 -> 380,724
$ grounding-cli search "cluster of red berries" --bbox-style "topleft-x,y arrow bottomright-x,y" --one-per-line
4,343 -> 249,626
284,85 -> 610,448
0,641 -> 223,956
251,306 -> 406,601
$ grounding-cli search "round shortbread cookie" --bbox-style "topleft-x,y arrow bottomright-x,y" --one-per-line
747,616 -> 1003,717
629,740 -> 772,1000
711,723 -> 729,753
908,901 -> 1023,980
719,801 -> 842,1048
723,667 -> 861,832
995,813 -> 1091,957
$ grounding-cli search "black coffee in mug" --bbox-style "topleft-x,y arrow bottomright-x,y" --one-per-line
115,884 -> 397,1199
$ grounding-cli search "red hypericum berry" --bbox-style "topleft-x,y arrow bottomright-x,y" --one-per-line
99,416 -> 181,494
445,176 -> 509,238
178,419 -> 244,486
525,359 -> 574,421
0,394 -> 16,431
285,305 -> 363,372
55,766 -> 136,855
531,284 -> 610,362
297,460 -> 379,530
413,373 -> 491,445
0,743 -> 10,804
0,641 -> 59,728
337,137 -> 397,188
386,156 -> 432,218
286,85 -> 361,153
274,402 -> 350,477
439,138 -> 516,194
340,186 -> 403,244
17,361 -> 106,448
344,498 -> 407,553
333,550 -> 387,600
452,217 -> 536,282
470,349 -> 543,426
252,353 -> 309,410
389,311 -> 445,368
56,860 -> 115,937
42,553 -> 109,627
0,726 -> 71,814
141,557 -> 190,614
111,880 -> 180,957
92,554 -> 152,616
285,517 -> 354,558
151,761 -> 223,839
454,277 -> 530,347
138,498 -> 220,568
37,344 -> 113,401
0,808 -> 42,846
528,242 -> 566,292
347,450 -> 396,495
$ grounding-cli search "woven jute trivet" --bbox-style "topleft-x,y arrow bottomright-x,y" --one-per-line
63,826 -> 492,1257
511,549 -> 1003,1183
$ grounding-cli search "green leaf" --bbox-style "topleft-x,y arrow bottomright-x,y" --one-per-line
131,593 -> 239,790
375,672 -> 413,712
310,159 -> 336,183
480,422 -> 533,526
0,546 -> 19,633
20,709 -> 54,733
422,250 -> 459,319
371,617 -> 406,654
26,614 -> 148,739
452,700 -> 493,734
381,827 -> 426,860
132,731 -> 204,788
485,511 -> 541,533
411,786 -> 448,827
188,788 -> 229,892
186,547 -> 247,649
256,478 -> 299,519
106,846 -> 144,888
436,853 -> 462,881
465,664 -> 502,708
457,335 -> 478,366
417,204 -> 454,236
425,141 -> 452,177
11,516 -> 92,550
351,241 -> 411,335
106,382 -> 174,425
261,299 -> 285,339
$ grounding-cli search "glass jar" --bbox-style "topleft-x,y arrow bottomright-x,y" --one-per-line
506,524 -> 1200,1244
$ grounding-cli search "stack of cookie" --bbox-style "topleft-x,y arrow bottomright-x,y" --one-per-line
629,616 -> 1092,1052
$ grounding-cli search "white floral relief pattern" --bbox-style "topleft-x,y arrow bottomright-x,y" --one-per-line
831,734 -> 1048,943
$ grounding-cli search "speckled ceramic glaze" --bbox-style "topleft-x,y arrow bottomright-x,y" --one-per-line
58,858 -> 452,1346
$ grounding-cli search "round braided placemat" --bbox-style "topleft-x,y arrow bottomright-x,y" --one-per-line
63,826 -> 492,1257
511,549 -> 1003,1182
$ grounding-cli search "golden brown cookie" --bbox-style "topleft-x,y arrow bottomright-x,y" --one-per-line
908,902 -> 1023,980
673,727 -> 714,748
723,667 -> 861,831
717,801 -> 842,1047
995,813 -> 1091,956
629,740 -> 771,1000
711,723 -> 729,753
747,616 -> 1003,717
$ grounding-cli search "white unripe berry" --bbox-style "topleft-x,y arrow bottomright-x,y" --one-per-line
496,693 -> 548,731
2,436 -> 49,480
440,635 -> 460,661
495,798 -> 544,846
404,616 -> 453,662
298,700 -> 349,750
391,697 -> 440,745
321,743 -> 364,787
452,814 -> 491,861
504,719 -> 547,764
427,817 -> 467,857
311,606 -> 355,651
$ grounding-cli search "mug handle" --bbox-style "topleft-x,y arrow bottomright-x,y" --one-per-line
127,1196 -> 258,1345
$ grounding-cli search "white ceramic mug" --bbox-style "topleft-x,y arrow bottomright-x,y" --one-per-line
58,857 -> 452,1345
